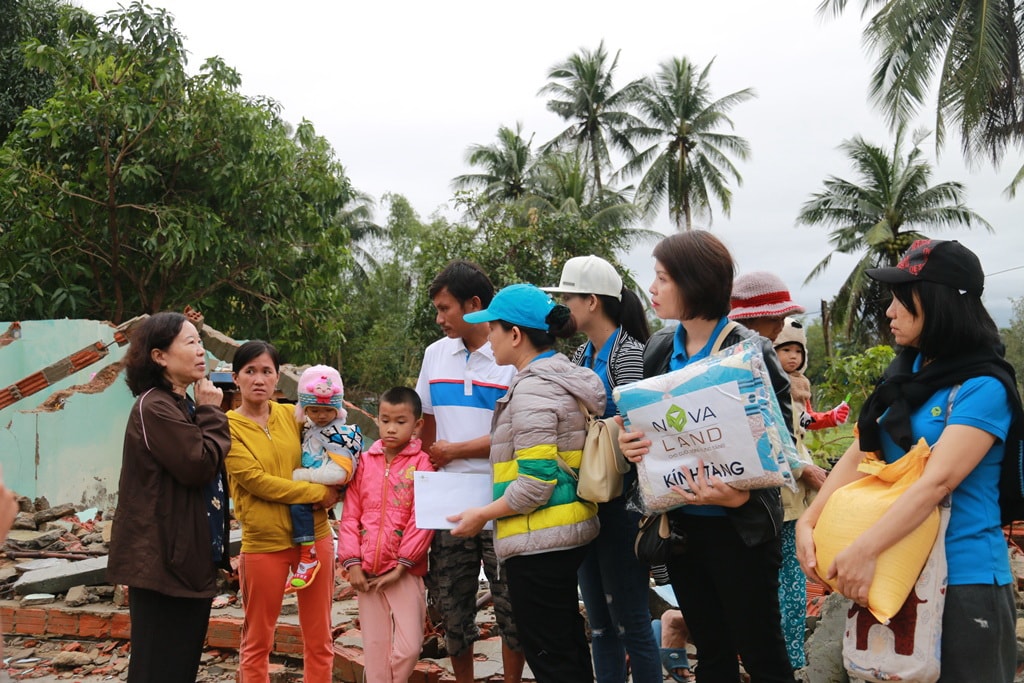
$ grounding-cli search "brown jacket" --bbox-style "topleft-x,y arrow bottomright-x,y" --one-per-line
107,387 -> 231,598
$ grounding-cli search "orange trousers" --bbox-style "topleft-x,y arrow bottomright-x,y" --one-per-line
238,536 -> 335,682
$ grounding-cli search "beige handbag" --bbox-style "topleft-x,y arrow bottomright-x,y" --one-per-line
574,400 -> 630,503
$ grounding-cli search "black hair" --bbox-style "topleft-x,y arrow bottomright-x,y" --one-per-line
124,312 -> 187,396
595,288 -> 651,343
232,340 -> 282,373
497,303 -> 577,350
428,260 -> 496,307
890,280 -> 1001,359
652,230 -> 734,320
380,386 -> 423,418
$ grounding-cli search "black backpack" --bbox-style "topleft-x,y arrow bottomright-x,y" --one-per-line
997,400 -> 1024,526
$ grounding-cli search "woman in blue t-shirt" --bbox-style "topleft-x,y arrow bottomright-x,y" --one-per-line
796,239 -> 1023,682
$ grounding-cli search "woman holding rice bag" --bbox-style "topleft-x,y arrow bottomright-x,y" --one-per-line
796,239 -> 1022,682
617,230 -> 796,683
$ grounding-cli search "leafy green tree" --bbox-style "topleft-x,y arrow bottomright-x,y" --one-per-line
0,2 -> 354,361
452,122 -> 539,208
818,0 -> 1023,175
0,0 -> 67,144
623,57 -> 755,230
797,124 -> 990,345
539,41 -> 645,193
1003,297 -> 1024,394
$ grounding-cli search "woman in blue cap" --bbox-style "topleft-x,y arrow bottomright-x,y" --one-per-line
449,283 -> 605,683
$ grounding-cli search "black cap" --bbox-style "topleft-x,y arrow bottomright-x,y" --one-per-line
866,239 -> 984,296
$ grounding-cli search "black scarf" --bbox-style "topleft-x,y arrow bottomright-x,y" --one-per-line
857,345 -> 1019,453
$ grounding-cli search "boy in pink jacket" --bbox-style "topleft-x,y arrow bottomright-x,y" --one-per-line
338,387 -> 435,683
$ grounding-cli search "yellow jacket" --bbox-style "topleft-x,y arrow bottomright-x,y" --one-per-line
226,401 -> 332,553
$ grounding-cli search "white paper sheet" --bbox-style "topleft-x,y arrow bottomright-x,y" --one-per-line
413,471 -> 494,530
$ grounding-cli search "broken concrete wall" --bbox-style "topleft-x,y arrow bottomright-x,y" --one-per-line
1,320 -> 133,509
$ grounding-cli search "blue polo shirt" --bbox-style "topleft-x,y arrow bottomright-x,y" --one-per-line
878,355 -> 1012,586
669,317 -> 731,517
578,328 -> 619,419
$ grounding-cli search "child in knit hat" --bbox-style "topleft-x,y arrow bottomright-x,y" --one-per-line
730,273 -> 844,670
774,317 -> 849,433
289,364 -> 363,591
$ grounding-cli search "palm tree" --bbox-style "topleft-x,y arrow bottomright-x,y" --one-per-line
622,57 -> 755,231
451,122 -> 538,209
335,190 -> 383,282
819,0 -> 1023,168
797,124 -> 992,344
538,41 -> 645,194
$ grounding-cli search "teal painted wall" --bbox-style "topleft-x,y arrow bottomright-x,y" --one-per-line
0,320 -> 133,510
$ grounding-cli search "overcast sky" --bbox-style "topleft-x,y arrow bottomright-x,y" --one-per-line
75,0 -> 1023,325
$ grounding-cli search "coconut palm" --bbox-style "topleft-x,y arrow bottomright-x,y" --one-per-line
819,0 -> 1024,167
622,57 -> 755,231
798,124 -> 992,344
452,122 -> 538,209
538,41 -> 645,194
336,190 -> 383,282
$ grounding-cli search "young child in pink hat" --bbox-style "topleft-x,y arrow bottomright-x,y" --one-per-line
289,364 -> 362,591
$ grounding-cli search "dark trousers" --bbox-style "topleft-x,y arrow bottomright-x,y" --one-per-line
666,516 -> 795,683
938,582 -> 1016,682
503,544 -> 593,683
127,586 -> 213,683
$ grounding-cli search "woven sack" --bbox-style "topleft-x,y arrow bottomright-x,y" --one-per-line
813,438 -> 940,622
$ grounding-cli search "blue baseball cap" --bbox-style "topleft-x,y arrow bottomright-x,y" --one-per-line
463,283 -> 555,330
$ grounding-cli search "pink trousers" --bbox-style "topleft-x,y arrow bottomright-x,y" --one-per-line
238,536 -> 335,682
358,571 -> 426,683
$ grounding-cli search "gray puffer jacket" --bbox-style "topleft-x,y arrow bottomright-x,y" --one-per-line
490,353 -> 605,561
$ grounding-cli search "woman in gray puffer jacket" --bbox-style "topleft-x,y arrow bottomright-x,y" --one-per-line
450,283 -> 604,683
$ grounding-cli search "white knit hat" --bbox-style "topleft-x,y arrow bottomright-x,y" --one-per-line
542,255 -> 623,300
295,365 -> 347,422
728,271 -> 805,320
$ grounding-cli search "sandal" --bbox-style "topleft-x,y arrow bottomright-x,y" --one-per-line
661,648 -> 695,683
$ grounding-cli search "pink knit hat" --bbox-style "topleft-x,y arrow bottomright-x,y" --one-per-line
294,364 -> 347,422
728,271 -> 805,320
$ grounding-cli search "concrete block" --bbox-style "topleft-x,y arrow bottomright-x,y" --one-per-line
6,528 -> 63,549
33,503 -> 77,525
65,585 -> 89,607
13,556 -> 108,596
20,593 -> 55,606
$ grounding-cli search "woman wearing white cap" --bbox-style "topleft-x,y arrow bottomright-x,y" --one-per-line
449,283 -> 605,683
543,256 -> 663,683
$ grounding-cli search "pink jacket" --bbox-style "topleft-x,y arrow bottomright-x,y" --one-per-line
338,438 -> 434,577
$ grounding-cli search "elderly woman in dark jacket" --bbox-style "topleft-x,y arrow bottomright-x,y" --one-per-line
107,312 -> 231,683
619,231 -> 797,683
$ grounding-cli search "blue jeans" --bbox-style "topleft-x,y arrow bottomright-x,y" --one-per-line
578,497 -> 662,683
289,503 -> 315,544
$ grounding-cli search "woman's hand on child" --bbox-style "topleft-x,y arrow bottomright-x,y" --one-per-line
448,508 -> 487,538
615,416 -> 650,463
313,486 -> 340,511
800,464 -> 828,490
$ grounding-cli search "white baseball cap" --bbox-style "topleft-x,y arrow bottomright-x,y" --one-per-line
542,255 -> 623,300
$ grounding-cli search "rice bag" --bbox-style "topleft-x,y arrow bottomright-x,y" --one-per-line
614,338 -> 797,514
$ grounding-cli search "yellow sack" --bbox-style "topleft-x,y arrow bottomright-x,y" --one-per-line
812,438 -> 939,623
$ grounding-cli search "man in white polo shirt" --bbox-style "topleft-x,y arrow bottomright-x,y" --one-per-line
416,260 -> 524,683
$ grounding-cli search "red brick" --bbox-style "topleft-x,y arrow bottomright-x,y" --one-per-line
109,612 -> 131,639
46,611 -> 79,636
205,618 -> 242,649
13,608 -> 47,635
78,613 -> 110,638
